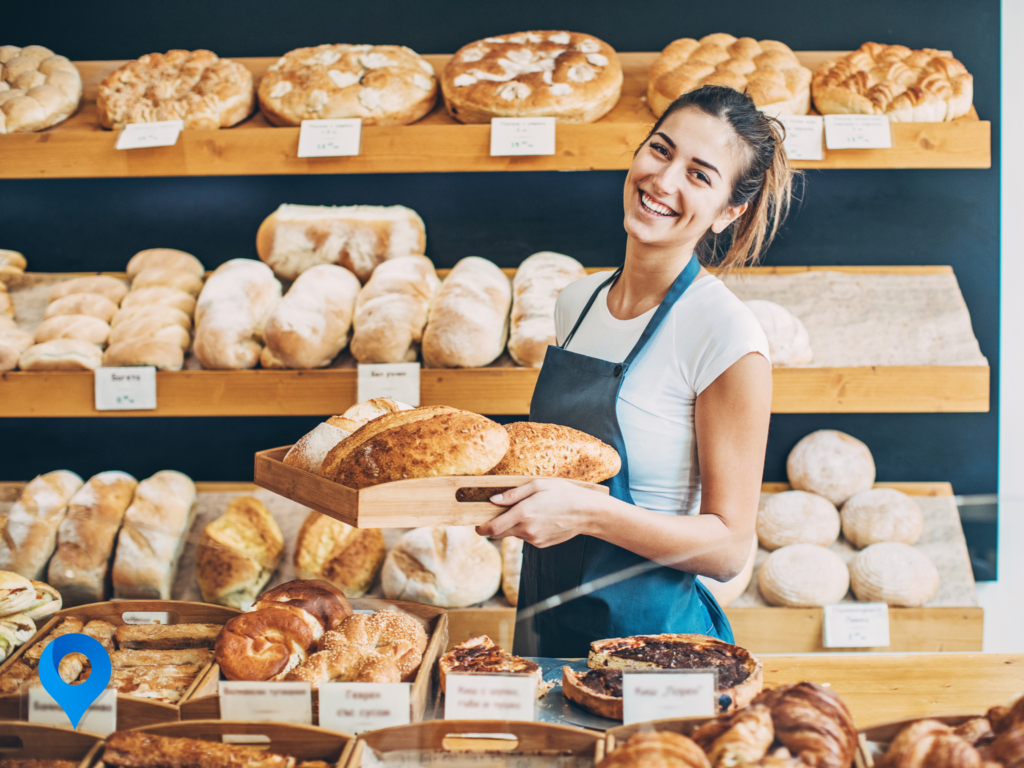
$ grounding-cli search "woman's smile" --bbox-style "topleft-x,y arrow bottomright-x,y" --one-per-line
638,188 -> 679,218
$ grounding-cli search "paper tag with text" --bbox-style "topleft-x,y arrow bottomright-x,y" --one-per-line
824,115 -> 892,149
777,115 -> 824,161
94,367 -> 157,411
490,117 -> 556,156
120,611 -> 173,625
622,670 -> 717,724
319,682 -> 410,733
29,687 -> 117,735
298,118 -> 362,158
823,602 -> 890,648
115,120 -> 184,150
357,362 -> 420,406
444,673 -> 536,721
219,681 -> 312,724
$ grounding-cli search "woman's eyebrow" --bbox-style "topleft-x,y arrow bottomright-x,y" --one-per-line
693,158 -> 721,178
654,131 -> 676,148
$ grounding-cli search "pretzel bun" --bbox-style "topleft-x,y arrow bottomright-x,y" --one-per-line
215,605 -> 316,681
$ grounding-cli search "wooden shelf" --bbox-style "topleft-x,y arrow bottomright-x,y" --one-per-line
0,52 -> 990,178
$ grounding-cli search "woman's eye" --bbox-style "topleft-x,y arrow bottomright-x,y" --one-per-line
694,170 -> 710,185
650,141 -> 669,157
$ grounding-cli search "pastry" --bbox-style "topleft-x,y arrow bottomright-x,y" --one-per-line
292,511 -> 385,598
252,580 -> 353,635
701,704 -> 775,767
0,45 -> 82,133
44,293 -> 119,323
131,267 -> 204,297
439,636 -> 546,696
508,251 -> 587,368
125,248 -> 205,279
259,44 -> 437,126
33,314 -> 110,347
758,543 -> 850,607
786,429 -> 876,506
283,422 -> 354,474
18,339 -> 103,371
753,682 -> 858,768
744,300 -> 813,367
102,731 -> 305,768
114,623 -> 221,650
110,648 -> 213,667
0,471 -> 83,580
598,731 -> 710,768
849,542 -> 940,606
756,490 -> 840,551
840,488 -> 924,548
877,720 -> 981,768
97,49 -> 255,129
501,537 -> 523,606
49,275 -> 129,305
120,286 -> 196,316
103,338 -> 185,371
442,31 -> 622,123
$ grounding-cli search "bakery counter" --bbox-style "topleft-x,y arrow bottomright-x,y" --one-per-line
0,52 -> 990,179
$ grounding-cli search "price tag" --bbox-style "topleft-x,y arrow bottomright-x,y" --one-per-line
777,115 -> 824,161
823,115 -> 892,149
120,611 -> 173,625
357,362 -> 420,406
297,118 -> 362,157
622,670 -> 717,725
219,681 -> 312,725
823,602 -> 890,648
94,367 -> 157,411
444,673 -> 536,721
29,687 -> 117,735
490,117 -> 556,156
319,683 -> 410,734
115,120 -> 184,150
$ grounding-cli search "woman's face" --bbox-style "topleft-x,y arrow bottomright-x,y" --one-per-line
624,107 -> 750,250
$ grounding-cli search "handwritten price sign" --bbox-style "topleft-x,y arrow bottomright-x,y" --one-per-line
115,120 -> 184,150
490,117 -> 556,156
824,115 -> 892,149
94,367 -> 157,411
298,118 -> 362,157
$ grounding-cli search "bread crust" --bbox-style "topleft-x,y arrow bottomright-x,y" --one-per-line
49,275 -> 128,305
758,543 -> 850,607
508,251 -> 587,368
0,46 -> 82,134
33,314 -> 110,347
44,293 -> 118,323
120,286 -> 196,316
0,471 -> 83,580
103,337 -> 185,371
131,267 -> 204,297
18,339 -> 102,371
562,666 -> 622,720
126,248 -> 204,279
293,511 -> 385,598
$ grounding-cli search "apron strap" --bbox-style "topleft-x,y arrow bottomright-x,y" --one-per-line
623,254 -> 701,366
560,268 -> 622,350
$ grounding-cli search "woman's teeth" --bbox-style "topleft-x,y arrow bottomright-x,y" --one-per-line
640,190 -> 675,217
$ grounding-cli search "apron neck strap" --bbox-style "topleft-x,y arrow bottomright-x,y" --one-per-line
560,268 -> 622,350
623,254 -> 701,365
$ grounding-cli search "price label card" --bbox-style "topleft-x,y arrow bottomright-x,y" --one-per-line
777,115 -> 824,161
823,115 -> 892,149
319,683 -> 410,734
298,118 -> 362,157
29,687 -> 117,735
120,611 -> 173,625
444,673 -> 536,721
823,602 -> 890,648
490,117 -> 556,156
115,120 -> 184,150
219,681 -> 312,725
94,367 -> 157,411
622,670 -> 717,725
357,362 -> 420,406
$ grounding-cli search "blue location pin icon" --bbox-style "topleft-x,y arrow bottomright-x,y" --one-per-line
38,633 -> 112,730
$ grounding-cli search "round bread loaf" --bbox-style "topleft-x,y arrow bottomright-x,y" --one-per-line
849,542 -> 939,606
757,490 -> 840,551
698,535 -> 758,608
382,526 -> 502,607
786,429 -> 876,506
501,537 -> 524,606
840,488 -> 924,549
49,276 -> 128,305
0,45 -> 82,133
33,314 -> 110,347
758,543 -> 849,607
0,249 -> 27,275
293,511 -> 386,598
126,248 -> 205,278
744,300 -> 813,367
19,339 -> 102,371
44,293 -> 118,323
131,267 -> 205,297
120,286 -> 197,316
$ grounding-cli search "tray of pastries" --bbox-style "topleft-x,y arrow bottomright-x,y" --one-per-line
0,721 -> 103,768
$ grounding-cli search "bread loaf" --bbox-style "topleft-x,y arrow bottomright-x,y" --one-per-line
256,203 -> 427,282
756,490 -> 840,551
126,248 -> 205,279
490,421 -> 621,482
0,317 -> 15,331
501,537 -> 524,606
341,397 -> 413,424
283,422 -> 353,474
758,543 -> 849,607
260,264 -> 360,369
849,542 -> 939,606
33,314 -> 110,347
103,338 -> 184,371
193,259 -> 281,370
0,471 -> 84,580
49,276 -> 128,305
112,470 -> 197,600
0,249 -> 27,275
508,252 -> 586,367
293,511 -> 385,598
44,293 -> 118,323
0,329 -> 33,372
47,471 -> 138,606
349,255 -> 440,364
422,256 -> 511,368
19,339 -> 103,371
120,286 -> 196,316
109,315 -> 191,350
786,430 -> 876,506
744,300 -> 813,367
840,488 -> 924,549
131,267 -> 204,297
382,526 -> 501,607
111,303 -> 192,331
0,46 -> 82,133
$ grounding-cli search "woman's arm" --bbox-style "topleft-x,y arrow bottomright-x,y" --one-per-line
476,352 -> 772,582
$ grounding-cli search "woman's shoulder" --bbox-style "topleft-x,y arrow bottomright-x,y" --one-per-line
679,275 -> 765,334
557,270 -> 613,308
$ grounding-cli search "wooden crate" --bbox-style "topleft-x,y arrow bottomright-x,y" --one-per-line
180,599 -> 449,724
0,722 -> 104,765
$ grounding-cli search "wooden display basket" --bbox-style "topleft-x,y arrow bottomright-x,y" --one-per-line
0,721 -> 104,765
0,600 -> 240,730
253,446 -> 608,528
180,599 -> 449,725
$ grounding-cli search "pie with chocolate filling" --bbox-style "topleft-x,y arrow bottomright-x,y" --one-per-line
562,633 -> 762,720
439,635 -> 552,698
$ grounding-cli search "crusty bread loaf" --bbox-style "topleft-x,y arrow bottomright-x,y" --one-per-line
260,264 -> 360,369
501,537 -> 524,606
840,488 -> 924,549
508,252 -> 586,368
422,256 -> 511,368
256,203 -> 427,282
131,267 -> 204,297
109,314 -> 191,350
120,286 -> 196,316
47,471 -> 138,606
0,329 -> 33,372
383,526 -> 501,607
33,314 -> 110,347
489,422 -> 621,482
849,542 -> 939,606
758,543 -> 850,607
787,430 -> 876,506
341,397 -> 413,424
349,255 -> 441,364
112,470 -> 197,600
19,339 -> 103,371
756,490 -> 840,551
126,248 -> 205,279
111,303 -> 192,331
293,511 -> 385,598
283,422 -> 353,474
49,276 -> 128,305
103,338 -> 185,371
44,293 -> 118,323
194,259 -> 281,370
0,470 -> 84,580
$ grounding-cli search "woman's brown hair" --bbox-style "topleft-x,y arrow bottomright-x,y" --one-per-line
638,85 -> 797,272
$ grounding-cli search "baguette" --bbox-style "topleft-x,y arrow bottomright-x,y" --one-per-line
33,314 -> 110,347
18,339 -> 103,371
44,293 -> 119,323
114,623 -> 222,650
126,248 -> 205,279
111,648 -> 213,667
131,267 -> 204,297
120,286 -> 196,316
103,338 -> 185,371
48,276 -> 128,305
0,471 -> 84,580
508,251 -> 587,367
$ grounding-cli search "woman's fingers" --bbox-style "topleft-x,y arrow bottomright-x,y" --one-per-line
489,480 -> 543,506
475,505 -> 523,538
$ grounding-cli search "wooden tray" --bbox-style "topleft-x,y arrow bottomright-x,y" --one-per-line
254,446 -> 609,528
0,722 -> 104,765
180,599 -> 449,725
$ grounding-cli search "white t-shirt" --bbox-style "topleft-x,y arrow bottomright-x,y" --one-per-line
554,270 -> 770,517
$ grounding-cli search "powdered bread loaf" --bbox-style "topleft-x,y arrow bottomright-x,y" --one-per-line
0,329 -> 33,372
501,537 -> 524,606
33,314 -> 110,347
786,430 -> 876,506
293,511 -> 385,598
284,423 -> 353,474
131,267 -> 204,297
103,338 -> 184,371
194,259 -> 281,369
422,256 -> 511,368
0,470 -> 84,580
19,339 -> 103,371
111,304 -> 192,332
698,535 -> 758,608
109,314 -> 191,350
849,542 -> 939,606
126,249 -> 204,279
756,490 -> 840,551
745,300 -> 813,367
840,488 -> 924,549
120,287 -> 196,316
758,543 -> 850,607
45,293 -> 118,323
0,45 -> 82,133
327,416 -> 362,431
49,276 -> 128,305
509,251 -> 587,368
341,397 -> 413,424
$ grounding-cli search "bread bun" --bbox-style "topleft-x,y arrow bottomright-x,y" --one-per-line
293,512 -> 386,598
111,303 -> 192,331
501,537 -> 524,606
0,329 -> 33,354
757,490 -> 840,551
109,314 -> 191,351
120,286 -> 197,316
284,422 -> 353,474
215,605 -> 315,681
252,579 -> 353,634
849,542 -> 939,606
758,543 -> 849,607
745,300 -> 813,367
382,526 -> 501,607
840,488 -> 924,549
33,314 -> 110,347
19,339 -> 102,371
126,248 -> 205,278
131,267 -> 204,297
103,338 -> 184,371
0,46 -> 82,133
508,251 -> 587,368
49,276 -> 128,305
44,293 -> 118,323
786,430 -> 876,506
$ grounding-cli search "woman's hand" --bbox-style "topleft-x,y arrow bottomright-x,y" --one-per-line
475,479 -> 606,548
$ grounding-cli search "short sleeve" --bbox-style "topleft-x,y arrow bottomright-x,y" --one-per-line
687,283 -> 771,395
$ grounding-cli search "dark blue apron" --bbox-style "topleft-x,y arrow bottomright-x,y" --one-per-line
513,256 -> 734,658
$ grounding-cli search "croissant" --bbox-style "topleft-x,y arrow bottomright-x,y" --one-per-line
693,719 -> 734,752
990,695 -> 1024,734
878,721 -> 981,768
706,704 -> 775,768
752,683 -> 858,768
990,725 -> 1024,768
597,732 -> 711,768
955,718 -> 996,747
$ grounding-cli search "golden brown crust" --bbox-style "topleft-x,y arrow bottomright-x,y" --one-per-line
752,682 -> 858,768
215,605 -> 316,681
49,275 -> 128,305
293,511 -> 385,598
705,704 -> 775,766
955,718 -> 996,747
562,665 -> 622,720
103,731 -> 296,768
125,248 -> 205,279
0,45 -> 82,134
598,731 -> 710,768
115,623 -> 221,651
438,635 -> 542,694
492,422 -> 621,481
252,579 -> 353,632
878,720 -> 981,768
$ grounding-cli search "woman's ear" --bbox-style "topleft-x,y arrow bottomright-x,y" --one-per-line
712,201 -> 749,234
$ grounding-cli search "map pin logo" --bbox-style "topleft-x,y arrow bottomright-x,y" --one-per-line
38,633 -> 112,730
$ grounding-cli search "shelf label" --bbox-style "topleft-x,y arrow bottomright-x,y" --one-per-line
298,118 -> 362,157
29,687 -> 117,735
115,120 -> 184,150
120,611 -> 173,625
824,115 -> 892,149
444,673 -> 536,721
490,117 -> 556,156
94,366 -> 157,411
622,670 -> 717,724
777,115 -> 824,161
219,681 -> 312,724
357,362 -> 420,406
823,602 -> 890,648
319,682 -> 410,733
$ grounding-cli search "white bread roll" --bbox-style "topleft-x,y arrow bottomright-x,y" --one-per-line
786,429 -> 876,506
0,470 -> 84,580
508,252 -> 586,368
283,422 -> 353,474
758,543 -> 850,607
120,286 -> 196,316
501,537 -> 524,606
109,315 -> 191,351
126,248 -> 205,279
111,303 -> 192,331
44,293 -> 119,323
849,542 -> 940,607
19,339 -> 103,371
131,267 -> 204,297
0,329 -> 34,370
33,314 -> 110,347
422,256 -> 511,368
744,300 -> 813,367
840,488 -> 924,549
0,317 -> 15,330
256,203 -> 427,282
0,250 -> 27,274
193,259 -> 281,370
49,276 -> 128,305
349,256 -> 441,364
756,490 -> 840,551
260,264 -> 360,369
102,338 -> 184,371
112,470 -> 197,600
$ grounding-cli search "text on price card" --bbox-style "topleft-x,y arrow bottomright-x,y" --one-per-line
298,118 -> 362,157
444,673 -> 536,721
115,120 -> 184,150
490,117 -> 556,156
622,669 -> 718,724
219,681 -> 312,724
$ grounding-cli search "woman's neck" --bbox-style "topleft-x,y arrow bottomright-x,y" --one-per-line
606,237 -> 703,321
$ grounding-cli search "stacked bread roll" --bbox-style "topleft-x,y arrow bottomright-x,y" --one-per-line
0,261 -> 30,371
194,259 -> 281,369
0,571 -> 61,663
508,251 -> 586,368
0,250 -> 26,280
